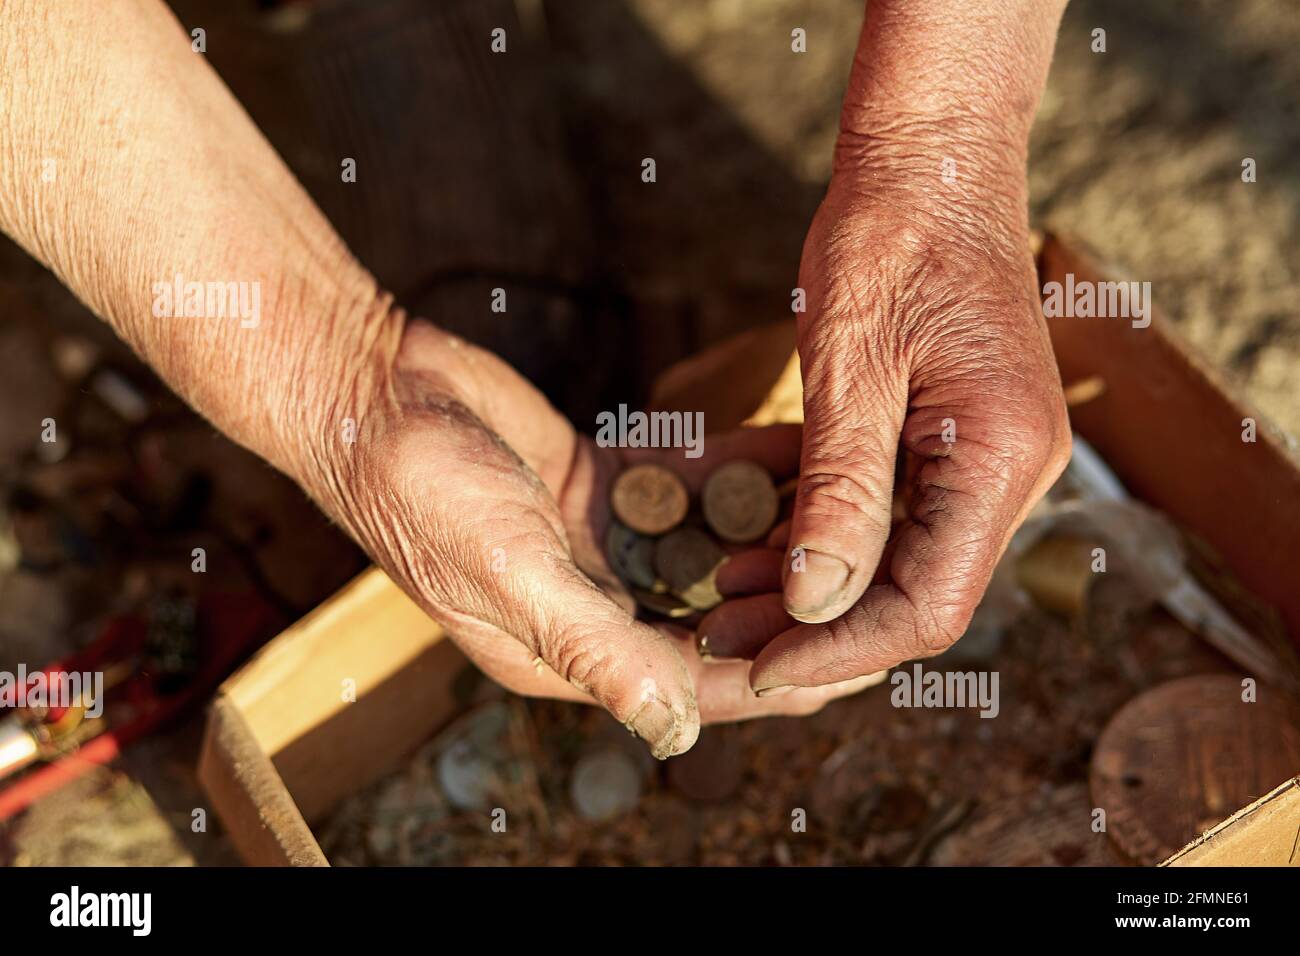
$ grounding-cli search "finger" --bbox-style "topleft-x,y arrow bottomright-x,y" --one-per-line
629,423 -> 803,491
783,319 -> 904,624
657,624 -> 886,723
424,434 -> 701,757
715,549 -> 784,596
766,518 -> 792,551
752,388 -> 1070,691
373,401 -> 700,757
500,552 -> 700,758
697,593 -> 793,661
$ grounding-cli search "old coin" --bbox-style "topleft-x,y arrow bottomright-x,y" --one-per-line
702,459 -> 779,543
632,587 -> 694,619
610,463 -> 689,535
435,702 -> 514,811
1090,674 -> 1300,864
605,521 -> 657,590
571,749 -> 643,822
654,527 -> 726,611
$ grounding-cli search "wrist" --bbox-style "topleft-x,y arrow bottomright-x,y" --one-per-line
827,124 -> 1031,254
276,286 -> 406,522
832,0 -> 1065,235
842,0 -> 1066,136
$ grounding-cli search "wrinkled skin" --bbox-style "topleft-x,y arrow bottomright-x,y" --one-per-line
320,318 -> 881,758
701,166 -> 1072,692
690,0 -> 1074,694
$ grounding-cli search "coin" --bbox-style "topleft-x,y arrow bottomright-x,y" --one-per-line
571,749 -> 643,821
632,587 -> 694,619
605,521 -> 657,590
1090,674 -> 1300,864
610,464 -> 689,535
702,459 -> 779,543
654,527 -> 726,611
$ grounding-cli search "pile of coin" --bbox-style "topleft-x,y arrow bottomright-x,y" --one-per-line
606,460 -> 781,618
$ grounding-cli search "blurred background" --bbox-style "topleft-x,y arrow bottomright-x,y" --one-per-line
1,0 -> 1296,865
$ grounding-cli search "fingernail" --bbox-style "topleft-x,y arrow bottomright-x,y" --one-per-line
625,698 -> 680,759
755,684 -> 794,698
784,548 -> 850,620
697,634 -> 736,665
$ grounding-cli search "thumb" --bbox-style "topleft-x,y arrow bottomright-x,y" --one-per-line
783,325 -> 905,624
496,550 -> 701,759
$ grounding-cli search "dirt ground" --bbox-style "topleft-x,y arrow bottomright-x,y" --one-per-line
1,0 -> 1296,865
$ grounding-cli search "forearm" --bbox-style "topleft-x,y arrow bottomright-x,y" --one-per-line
0,0 -> 399,491
836,0 -> 1067,227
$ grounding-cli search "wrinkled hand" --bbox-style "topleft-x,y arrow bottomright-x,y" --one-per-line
703,162 -> 1070,693
312,318 -> 875,758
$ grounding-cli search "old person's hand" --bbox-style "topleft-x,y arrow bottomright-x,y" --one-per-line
702,147 -> 1069,692
307,318 -> 878,757
701,0 -> 1073,693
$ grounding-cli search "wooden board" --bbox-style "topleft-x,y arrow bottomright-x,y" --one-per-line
198,697 -> 327,868
1165,777 -> 1300,867
1039,236 -> 1300,644
198,568 -> 465,863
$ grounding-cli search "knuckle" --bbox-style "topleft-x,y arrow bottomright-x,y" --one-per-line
797,471 -> 889,531
542,617 -> 617,699
1013,387 -> 1073,477
907,598 -> 971,658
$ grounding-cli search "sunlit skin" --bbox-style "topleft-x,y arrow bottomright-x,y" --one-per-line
707,0 -> 1072,695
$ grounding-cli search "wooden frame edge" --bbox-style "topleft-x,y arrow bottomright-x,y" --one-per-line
1163,776 -> 1300,866
198,694 -> 328,867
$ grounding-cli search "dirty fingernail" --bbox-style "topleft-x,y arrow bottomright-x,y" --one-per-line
625,698 -> 680,759
698,634 -> 735,665
784,548 -> 850,620
755,684 -> 794,698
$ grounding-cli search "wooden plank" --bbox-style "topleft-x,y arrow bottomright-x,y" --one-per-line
197,696 -> 326,867
1040,234 -> 1300,648
225,569 -> 443,754
219,567 -> 465,824
1164,777 -> 1300,866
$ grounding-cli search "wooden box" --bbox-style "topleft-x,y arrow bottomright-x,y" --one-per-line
199,235 -> 1300,866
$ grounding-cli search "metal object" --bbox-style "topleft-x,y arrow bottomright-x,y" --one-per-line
702,459 -> 778,543
610,463 -> 688,535
654,527 -> 725,611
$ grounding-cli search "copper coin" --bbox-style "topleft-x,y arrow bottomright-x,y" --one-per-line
702,459 -> 779,544
654,527 -> 726,611
610,464 -> 689,536
605,521 -> 656,590
1089,674 -> 1300,865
